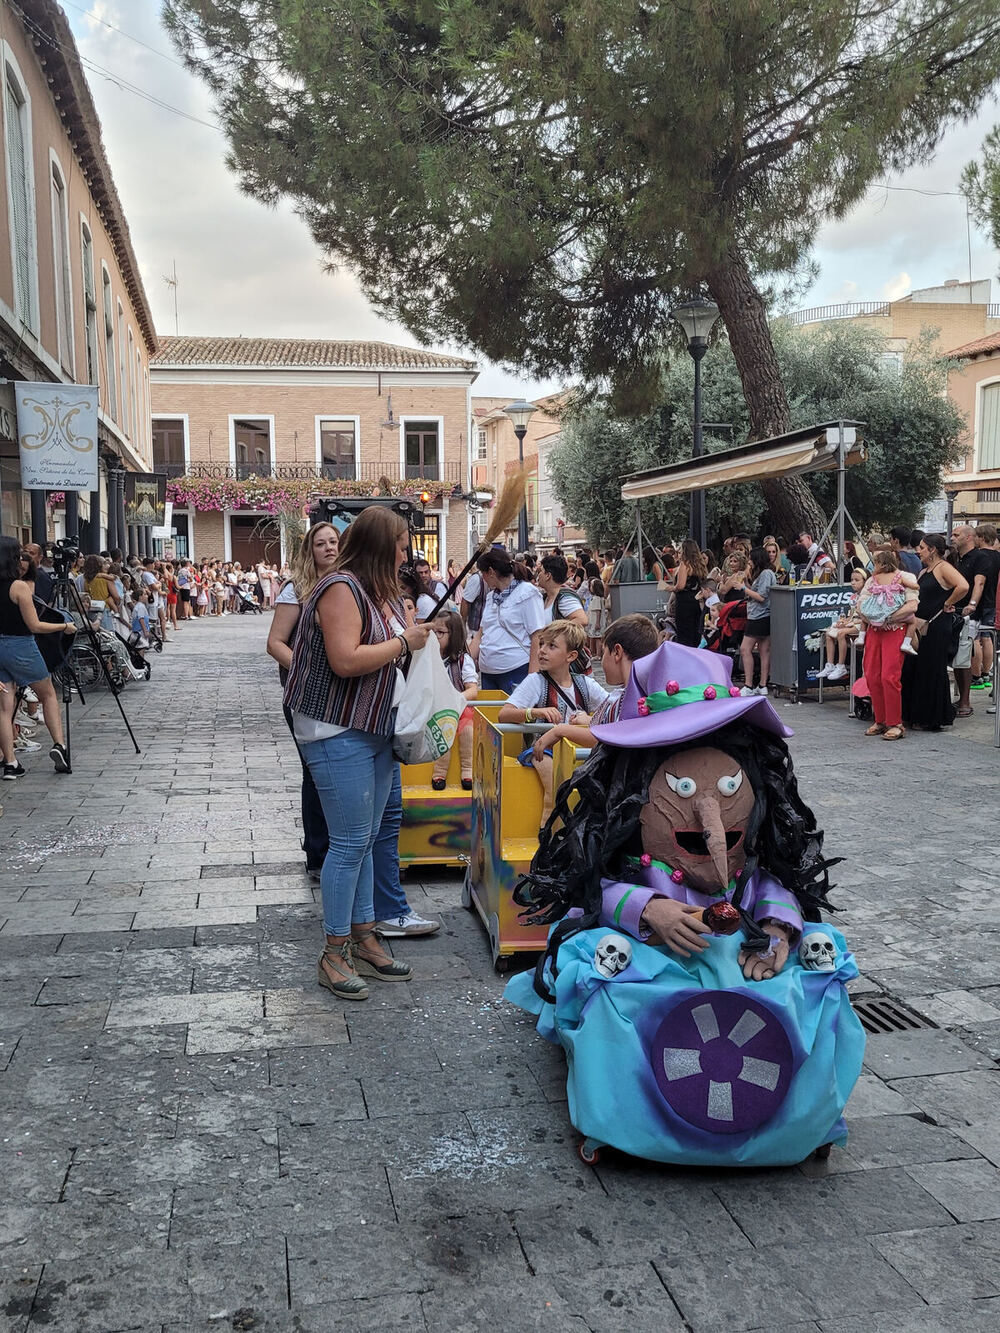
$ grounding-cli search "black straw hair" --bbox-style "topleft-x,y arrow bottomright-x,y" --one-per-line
514,720 -> 837,928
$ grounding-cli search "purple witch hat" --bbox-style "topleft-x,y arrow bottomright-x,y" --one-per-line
591,641 -> 793,749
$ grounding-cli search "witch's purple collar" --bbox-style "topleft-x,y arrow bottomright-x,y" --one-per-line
624,854 -> 735,899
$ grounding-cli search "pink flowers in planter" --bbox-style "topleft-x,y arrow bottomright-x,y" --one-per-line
166,474 -> 432,513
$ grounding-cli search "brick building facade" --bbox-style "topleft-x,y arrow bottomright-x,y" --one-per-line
149,336 -> 479,569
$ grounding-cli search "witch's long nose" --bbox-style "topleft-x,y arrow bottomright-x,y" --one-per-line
692,793 -> 730,890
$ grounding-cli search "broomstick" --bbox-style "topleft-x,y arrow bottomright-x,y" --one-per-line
424,467 -> 531,621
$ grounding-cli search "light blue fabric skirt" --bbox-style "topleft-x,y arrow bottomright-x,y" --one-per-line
505,926 -> 865,1167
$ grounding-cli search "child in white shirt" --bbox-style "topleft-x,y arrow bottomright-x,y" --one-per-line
499,620 -> 608,830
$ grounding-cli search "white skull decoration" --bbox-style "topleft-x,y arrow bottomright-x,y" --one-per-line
594,934 -> 633,979
799,931 -> 836,972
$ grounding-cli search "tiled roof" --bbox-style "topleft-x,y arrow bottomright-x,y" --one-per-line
151,336 -> 477,371
948,332 -> 1000,359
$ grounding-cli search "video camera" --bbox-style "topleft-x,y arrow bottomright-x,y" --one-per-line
50,537 -> 79,578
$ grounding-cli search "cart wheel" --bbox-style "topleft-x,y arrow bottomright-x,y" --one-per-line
813,1142 -> 833,1161
577,1138 -> 602,1165
494,954 -> 513,975
142,662 -> 151,681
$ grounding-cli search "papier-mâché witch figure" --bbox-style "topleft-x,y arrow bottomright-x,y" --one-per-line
505,641 -> 866,1166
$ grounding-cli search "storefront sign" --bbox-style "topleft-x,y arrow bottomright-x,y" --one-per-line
794,585 -> 855,689
15,382 -> 98,491
125,472 -> 167,526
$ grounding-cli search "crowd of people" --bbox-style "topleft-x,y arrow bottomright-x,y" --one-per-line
0,540 -> 283,785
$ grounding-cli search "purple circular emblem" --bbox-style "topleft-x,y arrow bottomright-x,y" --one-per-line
649,991 -> 794,1134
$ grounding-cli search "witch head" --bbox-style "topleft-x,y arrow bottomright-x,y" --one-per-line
514,642 -> 836,927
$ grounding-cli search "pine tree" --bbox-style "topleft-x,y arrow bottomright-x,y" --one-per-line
166,0 -> 1000,532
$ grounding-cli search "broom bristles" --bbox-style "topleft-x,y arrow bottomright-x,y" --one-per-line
422,467 -> 533,621
482,467 -> 530,549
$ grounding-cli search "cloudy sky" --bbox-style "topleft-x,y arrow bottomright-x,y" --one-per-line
66,2 -> 1000,397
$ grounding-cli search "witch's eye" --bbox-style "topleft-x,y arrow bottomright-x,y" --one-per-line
717,771 -> 744,797
665,774 -> 697,798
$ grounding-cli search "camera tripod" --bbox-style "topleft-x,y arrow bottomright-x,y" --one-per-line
45,553 -> 141,767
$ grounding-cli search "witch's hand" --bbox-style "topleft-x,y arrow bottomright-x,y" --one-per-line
640,898 -> 711,957
739,925 -> 791,981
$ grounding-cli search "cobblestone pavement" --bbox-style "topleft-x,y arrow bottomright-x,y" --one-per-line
1,616 -> 999,1332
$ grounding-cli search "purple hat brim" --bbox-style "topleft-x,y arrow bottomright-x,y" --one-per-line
591,694 -> 793,749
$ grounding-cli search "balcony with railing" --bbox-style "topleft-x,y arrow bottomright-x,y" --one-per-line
153,460 -> 465,486
786,301 -> 892,326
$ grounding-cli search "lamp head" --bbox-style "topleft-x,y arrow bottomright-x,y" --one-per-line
670,297 -> 721,348
504,400 -> 537,432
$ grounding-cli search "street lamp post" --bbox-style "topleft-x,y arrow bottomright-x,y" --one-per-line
504,400 -> 537,552
670,297 -> 721,549
945,488 -> 960,542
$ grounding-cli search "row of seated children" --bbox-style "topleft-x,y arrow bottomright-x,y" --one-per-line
419,608 -> 661,831
497,615 -> 661,831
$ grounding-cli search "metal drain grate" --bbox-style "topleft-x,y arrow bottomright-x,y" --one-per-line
852,996 -> 938,1035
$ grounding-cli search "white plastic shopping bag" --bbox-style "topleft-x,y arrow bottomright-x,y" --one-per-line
392,642 -> 465,765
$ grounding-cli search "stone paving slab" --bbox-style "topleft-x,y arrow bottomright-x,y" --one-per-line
0,616 -> 998,1328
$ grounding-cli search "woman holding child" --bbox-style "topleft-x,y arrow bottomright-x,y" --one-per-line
901,535 -> 968,733
856,550 -> 919,741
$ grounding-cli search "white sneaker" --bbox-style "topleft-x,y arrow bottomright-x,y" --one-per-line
754,685 -> 769,696
901,639 -> 918,656
374,912 -> 441,937
855,631 -> 865,647
739,686 -> 756,697
817,663 -> 834,678
14,737 -> 41,752
827,665 -> 848,681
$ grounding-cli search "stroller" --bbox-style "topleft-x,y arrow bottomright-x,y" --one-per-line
235,582 -> 263,614
705,598 -> 747,662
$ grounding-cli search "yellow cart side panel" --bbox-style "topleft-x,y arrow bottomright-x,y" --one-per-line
399,694 -> 508,869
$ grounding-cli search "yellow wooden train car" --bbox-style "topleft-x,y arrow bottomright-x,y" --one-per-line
462,706 -> 589,970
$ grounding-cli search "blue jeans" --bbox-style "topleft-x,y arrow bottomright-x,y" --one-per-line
481,664 -> 529,693
301,729 -> 395,936
372,765 -> 411,922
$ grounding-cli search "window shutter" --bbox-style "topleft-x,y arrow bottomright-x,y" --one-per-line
5,77 -> 35,329
981,384 -> 1000,471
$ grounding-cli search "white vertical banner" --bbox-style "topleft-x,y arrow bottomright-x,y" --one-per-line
15,381 -> 99,491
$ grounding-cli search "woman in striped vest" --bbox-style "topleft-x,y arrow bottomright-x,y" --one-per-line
284,507 -> 431,1001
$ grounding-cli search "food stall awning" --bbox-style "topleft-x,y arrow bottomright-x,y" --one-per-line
621,422 -> 866,501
